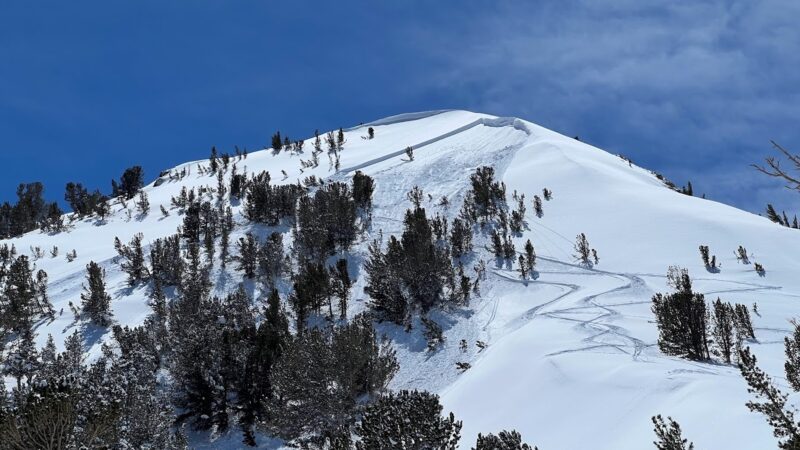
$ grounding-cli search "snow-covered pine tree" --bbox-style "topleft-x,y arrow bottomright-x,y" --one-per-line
473,429 -> 537,450
80,261 -> 113,326
114,233 -> 148,285
354,390 -> 461,450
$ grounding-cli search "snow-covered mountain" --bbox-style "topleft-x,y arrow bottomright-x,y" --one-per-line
4,110 -> 800,449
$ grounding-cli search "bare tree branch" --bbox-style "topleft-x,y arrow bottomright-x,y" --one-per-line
752,141 -> 800,191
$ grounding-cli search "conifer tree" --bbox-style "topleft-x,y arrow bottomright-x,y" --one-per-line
523,239 -> 536,276
711,298 -> 735,364
209,146 -> 219,172
330,259 -> 352,320
355,390 -> 461,450
491,229 -> 504,258
81,261 -> 113,326
219,206 -> 233,268
114,233 -> 148,285
449,218 -> 473,258
734,303 -> 756,340
272,131 -> 283,151
1,255 -> 50,335
652,415 -> 695,450
290,262 -> 331,328
337,127 -> 345,151
786,320 -> 800,392
532,195 -> 543,218
652,269 -> 709,360
237,233 -> 259,279
473,430 -> 536,450
352,170 -> 375,211
136,191 -> 150,216
118,165 -> 145,199
2,329 -> 39,390
738,347 -> 800,449
574,233 -> 591,265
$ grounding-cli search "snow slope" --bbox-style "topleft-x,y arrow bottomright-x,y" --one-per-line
4,109 -> 800,449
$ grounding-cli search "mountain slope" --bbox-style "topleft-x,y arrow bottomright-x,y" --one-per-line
4,109 -> 800,449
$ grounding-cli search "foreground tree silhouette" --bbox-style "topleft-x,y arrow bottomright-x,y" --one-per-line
652,415 -> 695,450
354,390 -> 461,450
473,430 -> 537,450
739,347 -> 800,449
753,141 -> 800,191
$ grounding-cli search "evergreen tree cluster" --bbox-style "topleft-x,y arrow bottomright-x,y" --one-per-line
653,267 -> 755,363
64,182 -> 109,218
0,327 -> 185,449
461,166 -> 507,224
111,165 -> 145,200
0,248 -> 52,338
766,204 -> 799,229
0,182 -> 64,238
244,171 -> 306,225
364,205 -> 466,326
294,182 -> 358,262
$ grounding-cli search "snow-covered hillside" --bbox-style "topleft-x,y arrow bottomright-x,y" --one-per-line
4,110 -> 800,449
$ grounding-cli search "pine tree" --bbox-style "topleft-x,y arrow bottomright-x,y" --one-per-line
219,206 -> 233,268
136,191 -> 150,216
272,131 -> 283,151
270,317 -> 397,443
237,233 -> 259,279
355,390 -> 461,450
711,298 -> 735,364
290,262 -> 331,328
114,233 -> 148,285
240,288 -> 288,439
81,261 -> 113,326
1,255 -> 49,335
473,430 -> 536,450
734,303 -> 756,340
352,170 -> 375,211
738,347 -> 800,449
2,329 -> 39,390
574,233 -> 591,265
532,195 -> 543,218
652,415 -> 695,450
652,269 -> 709,360
337,127 -> 345,151
449,218 -> 473,258
330,259 -> 352,320
118,165 -> 145,199
209,146 -> 219,172
523,239 -> 536,276
785,320 -> 800,392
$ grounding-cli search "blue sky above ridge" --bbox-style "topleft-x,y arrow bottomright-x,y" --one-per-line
1,1 -> 798,214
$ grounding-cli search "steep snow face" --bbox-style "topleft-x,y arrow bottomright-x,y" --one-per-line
3,109 -> 800,449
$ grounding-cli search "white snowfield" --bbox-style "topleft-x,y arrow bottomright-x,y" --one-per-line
4,110 -> 800,449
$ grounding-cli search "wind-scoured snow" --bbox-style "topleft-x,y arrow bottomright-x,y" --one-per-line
4,110 -> 800,449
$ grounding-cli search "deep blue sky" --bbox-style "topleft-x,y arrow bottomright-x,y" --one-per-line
2,1 -> 799,214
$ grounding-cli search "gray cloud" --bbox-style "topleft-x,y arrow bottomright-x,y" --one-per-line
405,0 -> 800,213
